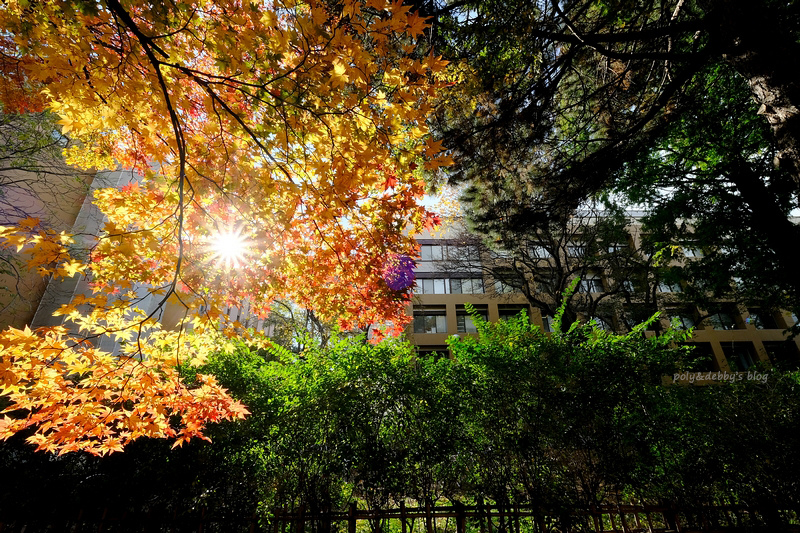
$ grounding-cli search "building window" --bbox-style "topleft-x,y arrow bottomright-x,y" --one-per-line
494,280 -> 519,294
590,316 -> 614,331
413,307 -> 447,334
498,304 -> 529,321
578,275 -> 604,293
450,278 -> 484,294
420,244 -> 444,261
762,341 -> 800,370
683,246 -> 704,258
624,304 -> 660,331
414,277 -> 485,295
456,305 -> 487,333
541,314 -> 555,332
566,244 -> 586,258
607,242 -> 627,253
448,245 -> 481,263
493,270 -> 521,294
489,248 -> 513,259
722,342 -> 757,371
414,278 -> 449,294
658,281 -> 682,293
417,345 -> 449,358
708,310 -> 738,330
667,308 -> 696,330
682,342 -> 717,372
412,280 -> 421,294
746,308 -> 778,329
529,244 -> 551,259
537,275 -> 557,293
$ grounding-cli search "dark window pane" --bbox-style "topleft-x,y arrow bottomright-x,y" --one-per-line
450,279 -> 462,293
709,312 -> 737,330
722,343 -> 757,371
747,308 -> 778,329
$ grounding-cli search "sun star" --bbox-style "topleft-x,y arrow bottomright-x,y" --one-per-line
207,227 -> 250,269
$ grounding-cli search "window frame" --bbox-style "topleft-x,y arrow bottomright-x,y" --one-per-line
666,306 -> 697,331
658,281 -> 682,293
492,269 -> 522,294
450,277 -> 485,294
708,311 -> 738,330
529,244 -> 551,259
566,243 -> 586,258
413,307 -> 447,334
722,342 -> 758,371
746,308 -> 778,329
420,244 -> 445,262
578,275 -> 604,293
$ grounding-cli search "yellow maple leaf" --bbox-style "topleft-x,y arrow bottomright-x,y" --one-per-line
330,61 -> 349,89
58,260 -> 86,278
17,217 -> 40,229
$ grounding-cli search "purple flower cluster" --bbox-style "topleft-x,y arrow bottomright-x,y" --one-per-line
383,254 -> 416,290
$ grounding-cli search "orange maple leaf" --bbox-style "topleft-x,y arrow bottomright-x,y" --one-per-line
406,12 -> 430,38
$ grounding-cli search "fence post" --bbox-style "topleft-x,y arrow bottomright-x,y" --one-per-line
97,507 -> 107,533
617,504 -> 629,533
498,503 -> 504,533
455,501 -> 465,533
477,497 -> 485,533
664,503 -> 682,533
513,505 -> 520,533
589,505 -> 601,533
559,512 -> 570,533
425,499 -> 433,533
324,504 -> 332,533
486,502 -> 493,533
349,503 -> 357,533
298,504 -> 305,533
400,501 -> 407,533
68,507 -> 81,533
644,507 -> 655,533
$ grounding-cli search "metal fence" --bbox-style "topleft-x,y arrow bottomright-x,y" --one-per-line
2,500 -> 798,533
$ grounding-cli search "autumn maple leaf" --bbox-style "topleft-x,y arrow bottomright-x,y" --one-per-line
0,0 -> 454,454
405,12 -> 430,38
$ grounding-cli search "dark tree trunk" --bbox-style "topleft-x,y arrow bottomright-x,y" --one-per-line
715,0 -> 800,195
727,160 -> 800,298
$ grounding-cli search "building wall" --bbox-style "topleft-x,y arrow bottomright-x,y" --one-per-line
0,165 -> 93,329
406,221 -> 800,371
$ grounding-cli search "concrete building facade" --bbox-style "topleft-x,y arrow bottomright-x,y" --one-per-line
407,221 -> 800,372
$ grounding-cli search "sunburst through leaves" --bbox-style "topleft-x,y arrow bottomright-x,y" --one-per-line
207,227 -> 251,270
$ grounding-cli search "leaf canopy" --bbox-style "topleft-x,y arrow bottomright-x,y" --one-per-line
0,0 -> 449,453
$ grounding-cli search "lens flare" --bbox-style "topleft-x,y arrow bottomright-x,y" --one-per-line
207,227 -> 250,269
383,254 -> 415,290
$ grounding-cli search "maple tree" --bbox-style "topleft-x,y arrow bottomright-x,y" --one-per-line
0,0 -> 450,454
